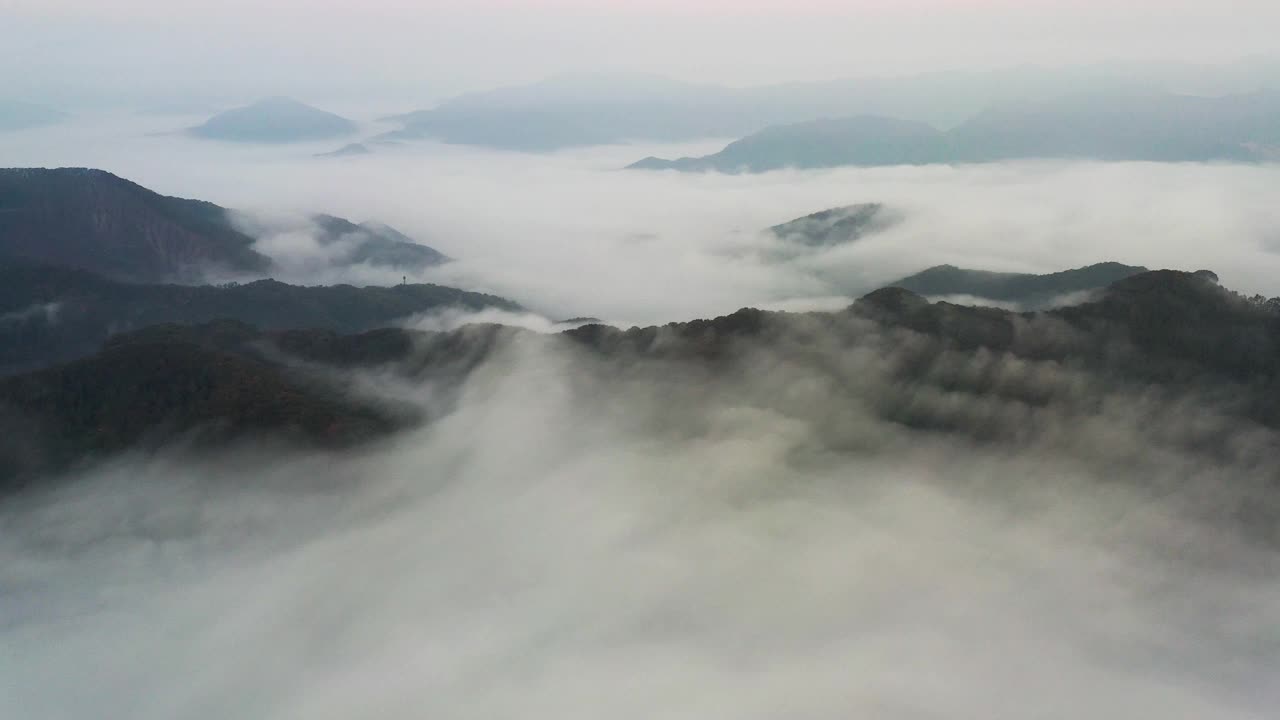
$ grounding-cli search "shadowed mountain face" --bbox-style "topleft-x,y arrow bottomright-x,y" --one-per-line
768,203 -> 899,249
0,100 -> 68,132
888,262 -> 1150,308
0,319 -> 513,488
380,69 -> 1161,151
0,261 -> 519,376
630,90 -> 1280,172
0,168 -> 449,282
8,269 -> 1280,499
189,97 -> 358,143
0,168 -> 272,282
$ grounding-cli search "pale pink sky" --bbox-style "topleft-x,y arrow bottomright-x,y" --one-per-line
4,0 -> 1278,104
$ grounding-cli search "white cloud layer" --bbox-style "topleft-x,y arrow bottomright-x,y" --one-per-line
2,328 -> 1279,718
4,115 -> 1280,328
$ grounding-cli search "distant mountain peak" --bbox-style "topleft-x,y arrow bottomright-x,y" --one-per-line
189,97 -> 357,143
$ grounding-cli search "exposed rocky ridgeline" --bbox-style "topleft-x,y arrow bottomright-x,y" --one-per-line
0,168 -> 271,282
0,319 -> 516,488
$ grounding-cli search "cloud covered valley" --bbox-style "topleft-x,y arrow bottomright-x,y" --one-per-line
3,112 -> 1280,720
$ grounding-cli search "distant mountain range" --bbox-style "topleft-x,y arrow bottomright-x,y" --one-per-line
378,69 -> 1163,151
0,317 -> 518,487
0,260 -> 518,376
0,100 -> 68,132
380,62 -> 1280,153
189,97 -> 358,143
0,323 -> 403,488
630,90 -> 1280,172
0,168 -> 447,283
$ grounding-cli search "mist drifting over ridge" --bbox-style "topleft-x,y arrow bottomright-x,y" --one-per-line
5,283 -> 1280,717
4,116 -> 1280,327
5,1 -> 1280,714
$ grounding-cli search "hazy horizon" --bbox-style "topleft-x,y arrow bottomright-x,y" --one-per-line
6,0 -> 1280,109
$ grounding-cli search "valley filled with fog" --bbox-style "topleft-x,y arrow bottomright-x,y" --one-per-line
5,115 -> 1280,326
5,35 -> 1280,719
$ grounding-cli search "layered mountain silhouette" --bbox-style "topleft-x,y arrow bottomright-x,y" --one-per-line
0,260 -> 518,375
189,97 -> 358,143
0,168 -> 448,282
630,90 -> 1280,172
379,68 -> 1173,151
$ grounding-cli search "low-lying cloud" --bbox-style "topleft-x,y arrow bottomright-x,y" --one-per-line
4,115 -> 1280,327
2,318 -> 1279,718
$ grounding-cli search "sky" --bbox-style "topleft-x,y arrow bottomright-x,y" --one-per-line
5,0 -> 1280,107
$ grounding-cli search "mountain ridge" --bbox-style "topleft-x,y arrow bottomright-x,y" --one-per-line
8,267 -> 1280,487
0,167 -> 449,282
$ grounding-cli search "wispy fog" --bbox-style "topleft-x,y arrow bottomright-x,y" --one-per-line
4,115 -> 1280,326
6,3 -> 1280,716
3,324 -> 1278,718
